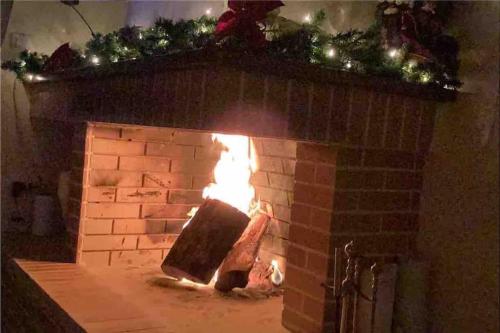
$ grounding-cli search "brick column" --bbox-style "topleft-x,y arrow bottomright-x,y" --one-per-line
283,142 -> 337,333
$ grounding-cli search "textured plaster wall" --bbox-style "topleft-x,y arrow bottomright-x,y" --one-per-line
417,2 -> 499,332
1,1 -> 128,228
125,1 -> 376,34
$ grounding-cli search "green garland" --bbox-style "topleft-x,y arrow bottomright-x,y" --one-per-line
1,11 -> 459,89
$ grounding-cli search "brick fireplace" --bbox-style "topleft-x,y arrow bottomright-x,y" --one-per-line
24,51 -> 449,333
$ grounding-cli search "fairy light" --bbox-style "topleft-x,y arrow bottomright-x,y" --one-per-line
90,55 -> 100,65
34,75 -> 45,81
388,48 -> 399,59
199,25 -> 208,34
25,73 -> 34,81
303,13 -> 311,23
345,60 -> 352,69
205,8 -> 212,15
420,72 -> 431,83
326,48 -> 336,58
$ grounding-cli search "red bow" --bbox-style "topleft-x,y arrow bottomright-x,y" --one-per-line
215,0 -> 284,48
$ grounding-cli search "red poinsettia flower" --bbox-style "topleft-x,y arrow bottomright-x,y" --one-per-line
43,42 -> 80,72
215,0 -> 284,47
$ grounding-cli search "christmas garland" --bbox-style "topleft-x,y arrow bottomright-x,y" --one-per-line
1,1 -> 460,89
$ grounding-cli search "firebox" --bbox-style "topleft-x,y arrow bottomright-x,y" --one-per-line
72,123 -> 293,290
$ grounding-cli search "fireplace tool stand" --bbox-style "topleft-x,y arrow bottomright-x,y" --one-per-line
322,241 -> 381,333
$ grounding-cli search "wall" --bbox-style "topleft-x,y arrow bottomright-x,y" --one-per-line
125,1 -> 376,34
417,2 -> 499,332
1,0 -> 128,229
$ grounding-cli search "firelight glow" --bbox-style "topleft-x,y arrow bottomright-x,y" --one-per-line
271,259 -> 284,286
202,133 -> 258,216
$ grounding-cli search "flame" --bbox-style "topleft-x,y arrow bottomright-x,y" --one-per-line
270,259 -> 284,286
180,133 -> 259,285
202,133 -> 258,216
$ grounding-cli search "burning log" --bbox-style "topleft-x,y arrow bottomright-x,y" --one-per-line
161,199 -> 250,284
215,213 -> 270,292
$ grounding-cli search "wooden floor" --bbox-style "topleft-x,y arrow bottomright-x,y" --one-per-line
12,259 -> 286,333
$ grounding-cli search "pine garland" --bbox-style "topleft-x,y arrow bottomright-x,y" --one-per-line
1,9 -> 460,89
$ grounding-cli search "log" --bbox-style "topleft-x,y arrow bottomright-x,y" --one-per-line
161,199 -> 250,284
214,213 -> 270,292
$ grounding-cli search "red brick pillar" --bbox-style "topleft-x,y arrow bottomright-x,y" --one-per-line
283,142 -> 338,333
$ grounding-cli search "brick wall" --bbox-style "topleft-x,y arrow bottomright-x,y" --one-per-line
72,122 -> 218,267
252,138 -> 297,273
71,122 -> 297,269
282,95 -> 435,332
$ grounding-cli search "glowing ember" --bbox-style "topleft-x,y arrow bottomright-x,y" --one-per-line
182,207 -> 199,230
202,133 -> 258,216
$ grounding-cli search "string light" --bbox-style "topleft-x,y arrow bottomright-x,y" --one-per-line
199,25 -> 208,34
303,13 -> 312,23
326,48 -> 336,58
205,8 -> 212,16
420,72 -> 431,83
388,48 -> 399,59
34,75 -> 45,81
25,73 -> 34,81
90,55 -> 100,65
345,60 -> 352,69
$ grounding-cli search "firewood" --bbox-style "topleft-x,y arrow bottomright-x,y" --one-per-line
161,199 -> 250,284
215,213 -> 270,292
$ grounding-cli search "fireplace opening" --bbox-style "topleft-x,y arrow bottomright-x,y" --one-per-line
74,122 -> 294,295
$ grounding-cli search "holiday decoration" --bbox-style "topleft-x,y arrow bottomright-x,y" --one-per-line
1,2 -> 461,89
42,43 -> 82,72
376,0 -> 459,86
215,0 -> 284,48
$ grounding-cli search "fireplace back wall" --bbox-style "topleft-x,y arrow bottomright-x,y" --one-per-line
70,122 -> 295,269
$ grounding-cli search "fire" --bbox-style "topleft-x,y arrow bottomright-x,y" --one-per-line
270,260 -> 283,286
202,133 -> 258,216
182,133 -> 258,229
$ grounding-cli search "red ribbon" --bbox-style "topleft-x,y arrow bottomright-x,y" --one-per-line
215,0 -> 284,48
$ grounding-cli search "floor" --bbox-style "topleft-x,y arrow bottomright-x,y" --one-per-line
2,231 -> 73,332
11,257 -> 286,333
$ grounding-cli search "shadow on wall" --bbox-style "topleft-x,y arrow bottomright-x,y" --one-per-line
1,1 -> 128,230
417,2 -> 499,332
